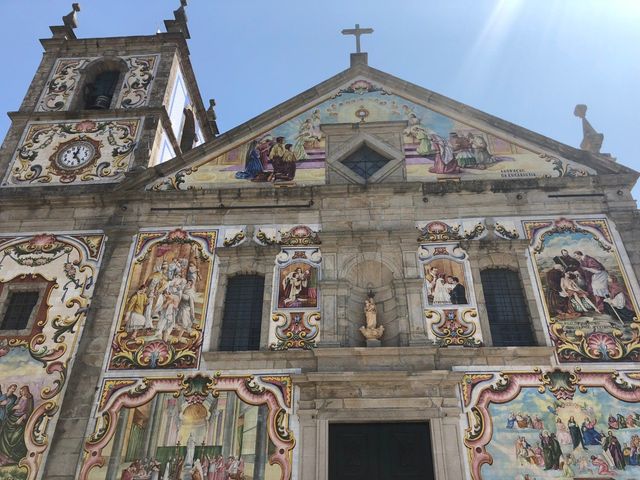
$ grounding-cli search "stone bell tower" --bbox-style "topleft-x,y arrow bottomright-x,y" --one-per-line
0,1 -> 218,188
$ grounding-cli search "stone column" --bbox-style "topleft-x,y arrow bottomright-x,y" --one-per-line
252,405 -> 269,480
105,408 -> 131,478
143,396 -> 161,458
318,280 -> 340,347
405,278 -> 429,345
430,416 -> 466,479
221,393 -> 238,457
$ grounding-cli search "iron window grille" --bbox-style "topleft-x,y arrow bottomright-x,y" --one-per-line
219,275 -> 265,351
481,268 -> 536,346
1,291 -> 39,330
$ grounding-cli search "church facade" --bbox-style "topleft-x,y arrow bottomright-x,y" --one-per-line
0,4 -> 639,480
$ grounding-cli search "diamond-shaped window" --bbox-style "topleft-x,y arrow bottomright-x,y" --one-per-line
340,145 -> 391,180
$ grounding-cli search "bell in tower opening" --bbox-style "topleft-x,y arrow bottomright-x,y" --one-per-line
84,69 -> 120,109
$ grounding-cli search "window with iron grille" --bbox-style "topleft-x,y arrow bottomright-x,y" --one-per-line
481,269 -> 536,346
341,145 -> 390,180
219,275 -> 264,351
1,291 -> 39,330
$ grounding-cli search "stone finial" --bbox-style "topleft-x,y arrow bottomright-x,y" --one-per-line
574,104 -> 604,154
164,0 -> 190,39
207,99 -> 219,136
49,3 -> 81,40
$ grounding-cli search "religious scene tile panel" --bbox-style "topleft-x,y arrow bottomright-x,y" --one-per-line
267,225 -> 322,350
4,118 -> 141,186
462,369 -> 640,480
108,228 -> 218,370
0,232 -> 106,480
524,217 -> 640,362
151,78 -> 595,190
80,373 -> 294,480
418,242 -> 482,346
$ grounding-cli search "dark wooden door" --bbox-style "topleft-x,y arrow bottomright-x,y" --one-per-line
329,422 -> 435,480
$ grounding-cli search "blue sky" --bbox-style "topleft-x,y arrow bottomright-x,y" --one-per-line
1,0 -> 639,199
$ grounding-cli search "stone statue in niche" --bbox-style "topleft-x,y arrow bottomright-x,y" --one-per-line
360,291 -> 384,345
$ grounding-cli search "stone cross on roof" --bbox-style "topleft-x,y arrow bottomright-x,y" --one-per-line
341,24 -> 374,54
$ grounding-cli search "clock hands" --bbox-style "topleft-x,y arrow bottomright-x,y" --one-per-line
57,142 -> 94,170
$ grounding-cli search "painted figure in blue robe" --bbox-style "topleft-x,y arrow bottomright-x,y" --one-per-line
506,412 -> 516,429
235,140 -> 263,179
581,417 -> 603,445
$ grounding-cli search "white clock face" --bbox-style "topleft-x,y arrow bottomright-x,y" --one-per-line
56,141 -> 96,170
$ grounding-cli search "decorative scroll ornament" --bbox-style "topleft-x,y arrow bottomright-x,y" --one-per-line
36,54 -> 158,112
255,228 -> 277,246
117,55 -> 158,109
426,308 -> 482,347
417,221 -> 462,242
36,58 -> 91,111
541,153 -> 592,177
461,374 -> 494,407
279,225 -> 321,246
7,119 -> 140,185
271,312 -> 320,350
416,219 -> 485,242
222,227 -> 246,247
538,367 -> 583,400
493,222 -> 519,240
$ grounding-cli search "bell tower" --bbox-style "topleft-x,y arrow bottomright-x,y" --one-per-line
0,1 -> 217,188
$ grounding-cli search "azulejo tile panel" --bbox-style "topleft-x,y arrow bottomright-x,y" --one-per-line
151,78 -> 595,190
267,225 -> 322,350
107,228 -> 218,370
524,217 -> 640,362
4,118 -> 141,186
462,368 -> 640,479
417,220 -> 484,347
79,373 -> 295,480
0,232 -> 106,480
36,55 -> 159,112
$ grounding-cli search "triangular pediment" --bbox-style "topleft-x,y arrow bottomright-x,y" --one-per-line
124,65 -> 636,192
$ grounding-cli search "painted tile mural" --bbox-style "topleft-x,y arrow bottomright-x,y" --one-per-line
108,228 -> 217,370
524,218 -> 640,362
258,225 -> 322,350
79,373 -> 295,480
462,369 -> 640,480
36,55 -> 158,112
4,119 -> 141,186
151,77 -> 595,190
416,220 -> 484,346
0,232 -> 106,480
